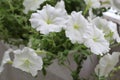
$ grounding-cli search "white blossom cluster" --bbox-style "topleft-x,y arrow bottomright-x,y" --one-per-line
0,0 -> 120,78
29,0 -> 119,56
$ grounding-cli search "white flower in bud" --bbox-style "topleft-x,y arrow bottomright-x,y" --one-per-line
23,0 -> 45,14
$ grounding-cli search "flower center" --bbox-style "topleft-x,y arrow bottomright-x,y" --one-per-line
24,59 -> 31,67
93,36 -> 99,42
74,24 -> 79,30
46,19 -> 52,24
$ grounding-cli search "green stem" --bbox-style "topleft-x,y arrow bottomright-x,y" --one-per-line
7,0 -> 14,13
36,50 -> 57,57
72,53 -> 87,80
83,1 -> 91,16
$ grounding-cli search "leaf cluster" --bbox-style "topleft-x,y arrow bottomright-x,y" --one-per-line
0,0 -> 32,45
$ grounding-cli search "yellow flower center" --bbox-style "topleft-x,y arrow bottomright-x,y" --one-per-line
93,37 -> 99,42
24,59 -> 31,67
74,24 -> 79,30
46,19 -> 52,24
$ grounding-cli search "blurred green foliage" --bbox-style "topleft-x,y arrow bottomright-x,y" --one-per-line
0,0 -> 32,45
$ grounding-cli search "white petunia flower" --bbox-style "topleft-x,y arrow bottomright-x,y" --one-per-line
110,0 -> 120,11
12,47 -> 43,76
95,52 -> 120,77
23,0 -> 45,14
65,11 -> 89,44
83,25 -> 110,55
0,49 -> 12,73
93,17 -> 120,43
84,0 -> 101,8
30,0 -> 68,34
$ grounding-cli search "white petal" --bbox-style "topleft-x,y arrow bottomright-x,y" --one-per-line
30,1 -> 68,34
95,52 -> 120,77
65,11 -> 89,44
84,0 -> 101,8
108,21 -> 120,43
0,49 -> 12,73
103,11 -> 120,25
12,47 -> 43,76
93,17 -> 120,43
23,0 -> 45,14
84,25 -> 110,55
55,0 -> 65,10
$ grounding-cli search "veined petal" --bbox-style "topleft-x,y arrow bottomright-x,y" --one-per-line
93,17 -> 120,43
30,0 -> 68,34
12,47 -> 43,76
84,25 -> 110,55
65,11 -> 89,44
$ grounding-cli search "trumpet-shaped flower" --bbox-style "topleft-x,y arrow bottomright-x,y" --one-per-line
65,11 -> 89,44
83,25 -> 110,55
0,49 -> 12,73
23,0 -> 45,14
95,52 -> 120,77
30,0 -> 68,34
93,17 -> 120,43
12,47 -> 43,76
84,0 -> 101,8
